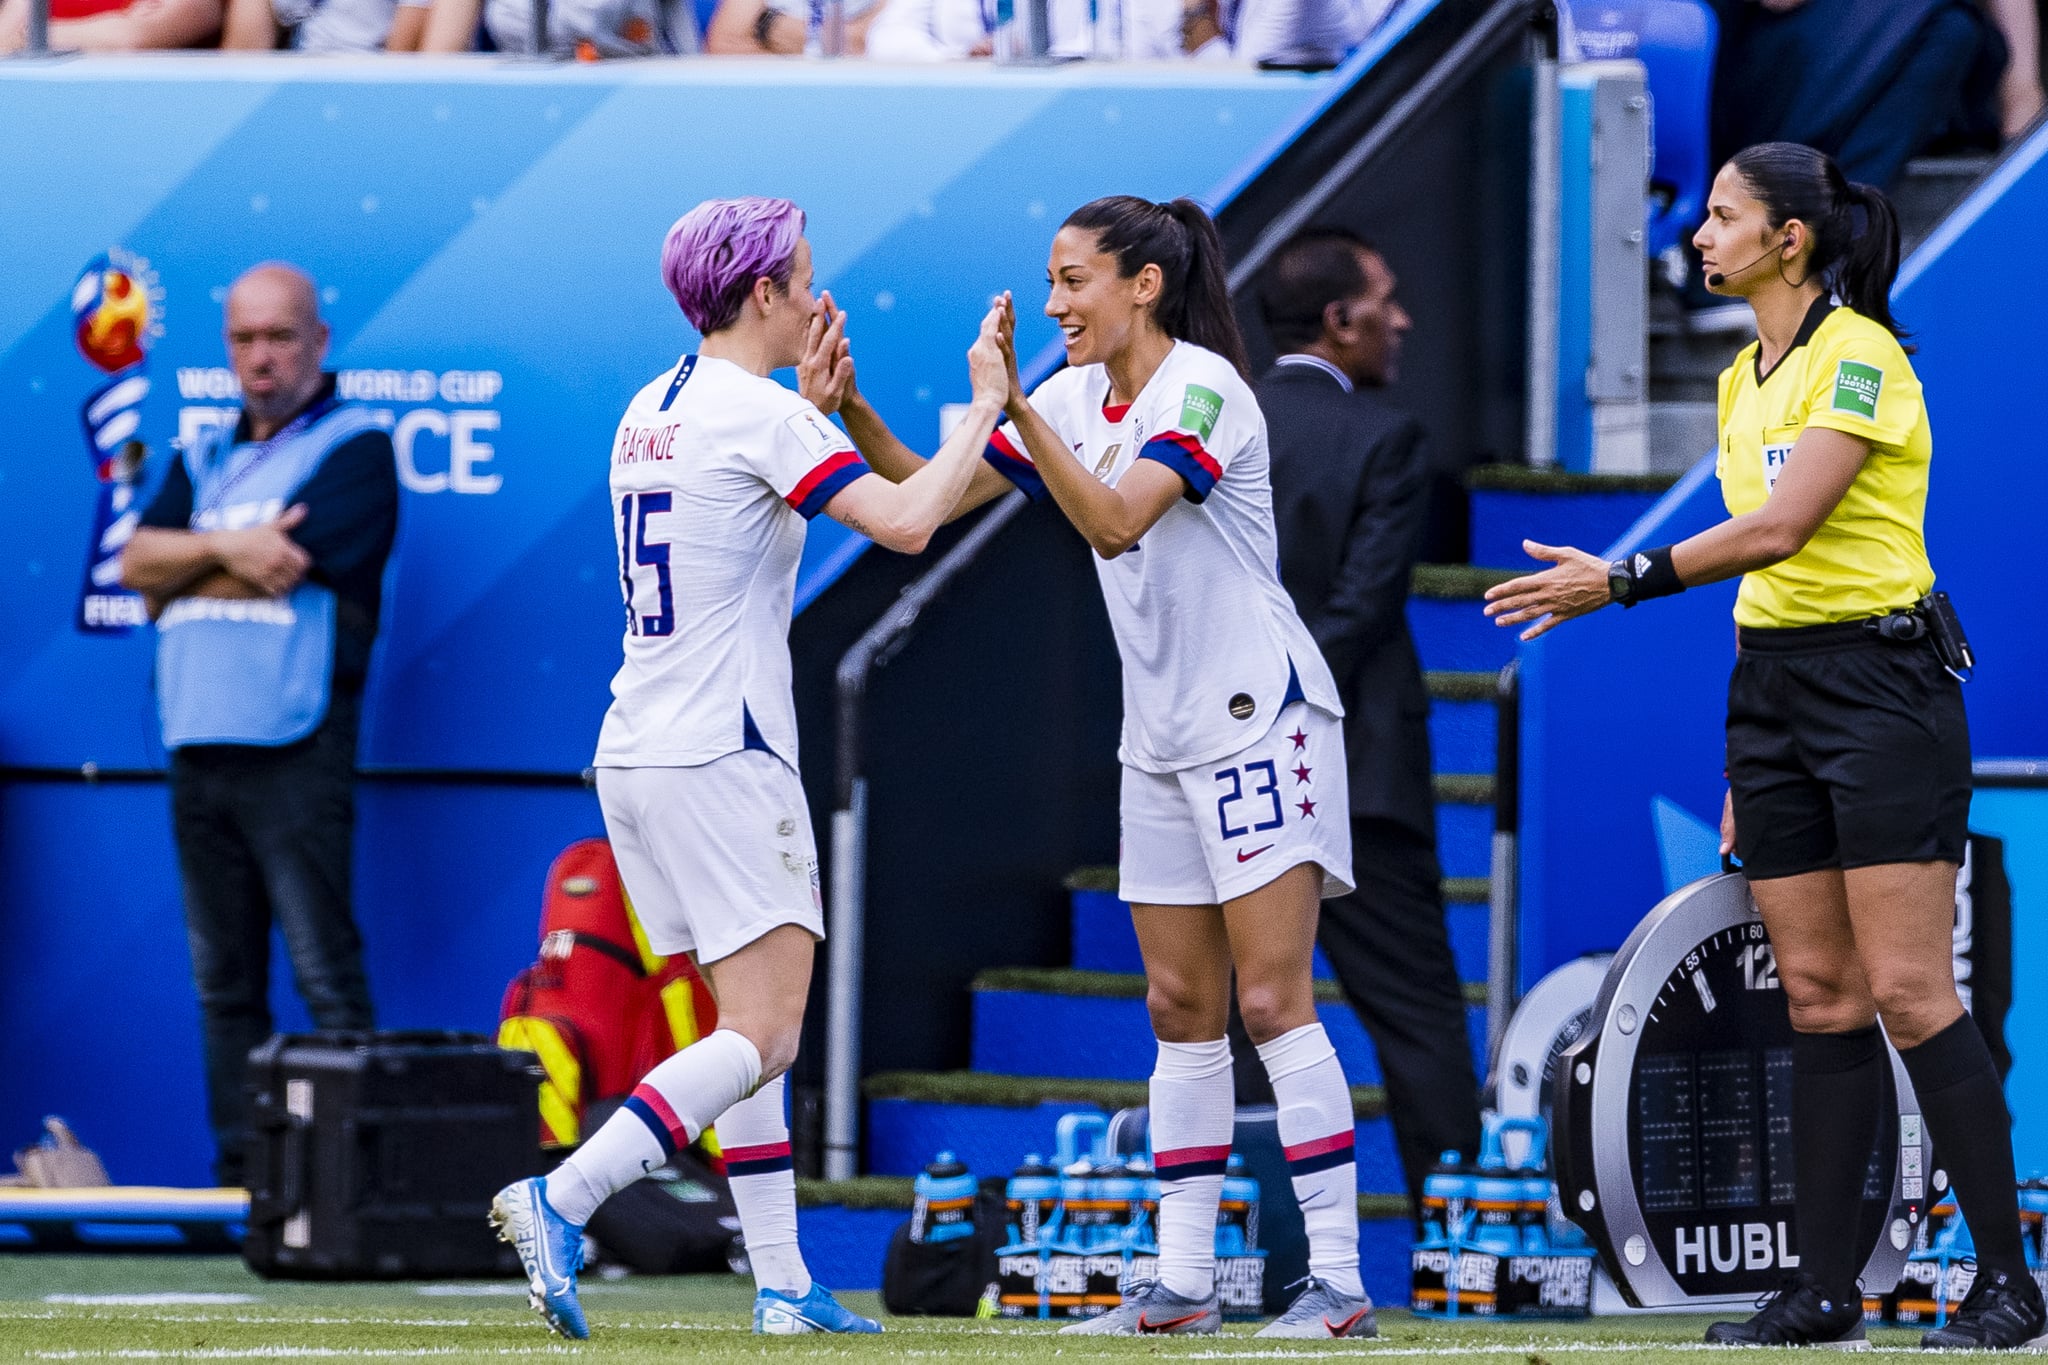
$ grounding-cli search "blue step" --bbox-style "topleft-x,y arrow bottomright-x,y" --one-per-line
1466,469 -> 1676,569
795,1203 -> 904,1293
1408,596 -> 1514,673
1429,694 -> 1497,775
1361,1214 -> 1416,1308
865,1091 -> 1406,1195
967,974 -> 1487,1089
1436,791 -> 1493,881
1070,883 -> 1490,982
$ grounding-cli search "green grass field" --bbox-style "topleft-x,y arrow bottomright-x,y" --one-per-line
0,1256 -> 2018,1361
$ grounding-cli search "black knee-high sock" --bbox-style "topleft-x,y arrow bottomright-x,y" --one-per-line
1792,1025 -> 1886,1300
1898,1013 -> 2029,1279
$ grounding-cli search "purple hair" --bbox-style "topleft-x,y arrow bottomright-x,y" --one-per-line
660,197 -> 807,336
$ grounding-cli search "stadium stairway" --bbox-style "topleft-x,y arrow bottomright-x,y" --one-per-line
843,469 -> 1678,1304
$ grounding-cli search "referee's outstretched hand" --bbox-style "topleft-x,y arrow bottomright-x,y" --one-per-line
1483,540 -> 1612,641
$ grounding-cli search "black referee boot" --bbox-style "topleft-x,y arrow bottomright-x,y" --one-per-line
1921,1268 -> 2048,1350
1704,1274 -> 1869,1349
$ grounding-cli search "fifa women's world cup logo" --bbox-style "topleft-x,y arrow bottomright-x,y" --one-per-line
71,249 -> 164,633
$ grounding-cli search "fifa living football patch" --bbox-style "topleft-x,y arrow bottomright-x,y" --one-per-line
1831,361 -> 1883,420
1180,385 -> 1223,443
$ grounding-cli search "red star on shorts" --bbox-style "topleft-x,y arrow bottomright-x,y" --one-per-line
1297,797 -> 1318,819
1288,728 -> 1309,751
1292,763 -> 1313,785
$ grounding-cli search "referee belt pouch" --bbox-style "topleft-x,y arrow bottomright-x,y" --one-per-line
882,1187 -> 1007,1316
242,1031 -> 547,1279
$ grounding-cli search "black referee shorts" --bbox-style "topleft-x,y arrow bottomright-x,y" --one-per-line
1726,620 -> 1971,880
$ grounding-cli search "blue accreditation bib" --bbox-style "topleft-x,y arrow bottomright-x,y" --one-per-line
155,397 -> 382,749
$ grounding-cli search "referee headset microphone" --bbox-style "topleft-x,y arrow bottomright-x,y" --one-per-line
1703,234 -> 1792,289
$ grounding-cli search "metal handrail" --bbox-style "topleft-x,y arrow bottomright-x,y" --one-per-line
823,491 -> 1026,1178
1225,0 -> 1541,293
1486,658 -> 1520,1060
27,0 -> 49,51
823,0 -> 1555,1181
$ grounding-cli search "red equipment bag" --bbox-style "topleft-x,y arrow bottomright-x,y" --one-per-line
498,838 -> 720,1152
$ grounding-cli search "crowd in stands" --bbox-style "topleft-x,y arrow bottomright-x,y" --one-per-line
0,0 -> 1402,61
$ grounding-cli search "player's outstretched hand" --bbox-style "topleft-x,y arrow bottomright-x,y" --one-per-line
798,291 -> 855,415
967,299 -> 1007,410
993,292 -> 1026,417
1481,539 -> 1611,640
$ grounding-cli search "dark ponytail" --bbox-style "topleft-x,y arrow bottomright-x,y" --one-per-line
1726,141 -> 1908,341
1061,194 -> 1251,379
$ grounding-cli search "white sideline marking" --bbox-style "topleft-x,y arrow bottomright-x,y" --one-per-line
42,1295 -> 260,1306
29,1350 -> 578,1360
415,1285 -> 529,1297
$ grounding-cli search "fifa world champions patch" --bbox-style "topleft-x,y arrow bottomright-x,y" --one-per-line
1831,360 -> 1883,420
1180,384 -> 1223,443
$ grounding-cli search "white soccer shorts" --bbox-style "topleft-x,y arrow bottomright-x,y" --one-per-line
595,751 -> 825,964
1118,701 -> 1354,906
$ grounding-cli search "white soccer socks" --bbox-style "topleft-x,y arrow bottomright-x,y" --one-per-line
716,1074 -> 812,1297
1257,1022 -> 1363,1298
1148,1036 -> 1235,1300
545,1027 -> 764,1227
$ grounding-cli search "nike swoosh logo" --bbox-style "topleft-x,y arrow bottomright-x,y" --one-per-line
1138,1311 -> 1205,1333
1324,1307 -> 1371,1336
1236,845 -> 1274,863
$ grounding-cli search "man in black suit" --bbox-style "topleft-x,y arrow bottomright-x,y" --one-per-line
1253,228 -> 1481,1217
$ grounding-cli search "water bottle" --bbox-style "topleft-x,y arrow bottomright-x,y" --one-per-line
1216,1153 -> 1260,1255
1420,1149 -> 1472,1245
1006,1154 -> 1061,1249
1129,1156 -> 1161,1254
1091,1159 -> 1147,1253
909,1151 -> 977,1245
2018,1177 -> 2047,1270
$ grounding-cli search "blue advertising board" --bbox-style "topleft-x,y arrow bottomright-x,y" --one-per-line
0,56 -> 1345,1184
1,55 -> 1339,775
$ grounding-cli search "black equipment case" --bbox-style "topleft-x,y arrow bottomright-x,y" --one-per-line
243,1031 -> 545,1278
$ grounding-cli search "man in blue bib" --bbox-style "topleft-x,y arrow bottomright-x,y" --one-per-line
121,263 -> 398,1187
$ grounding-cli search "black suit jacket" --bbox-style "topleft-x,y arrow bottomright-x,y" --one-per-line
1259,361 -> 1436,839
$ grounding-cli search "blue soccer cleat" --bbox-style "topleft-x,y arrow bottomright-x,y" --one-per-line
753,1282 -> 884,1335
490,1177 -> 588,1340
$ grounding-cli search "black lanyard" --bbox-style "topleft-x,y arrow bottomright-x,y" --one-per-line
202,393 -> 340,513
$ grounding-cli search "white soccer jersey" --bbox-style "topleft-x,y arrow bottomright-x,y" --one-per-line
594,354 -> 869,770
984,340 -> 1341,773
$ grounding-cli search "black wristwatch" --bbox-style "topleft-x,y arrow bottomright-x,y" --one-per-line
1607,557 -> 1636,606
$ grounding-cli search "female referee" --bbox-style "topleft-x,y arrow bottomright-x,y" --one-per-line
1484,143 -> 2044,1351
807,196 -> 1375,1340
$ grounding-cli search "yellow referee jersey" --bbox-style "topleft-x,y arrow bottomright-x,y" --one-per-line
1716,300 -> 1935,628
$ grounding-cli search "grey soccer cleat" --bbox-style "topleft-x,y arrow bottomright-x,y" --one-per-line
1057,1278 -> 1221,1335
1254,1277 -> 1380,1338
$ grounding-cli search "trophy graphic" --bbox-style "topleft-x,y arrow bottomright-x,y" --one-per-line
70,250 -> 162,634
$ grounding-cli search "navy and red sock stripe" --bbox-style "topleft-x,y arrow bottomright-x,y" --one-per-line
1282,1130 -> 1355,1177
1153,1143 -> 1232,1180
624,1084 -> 691,1160
723,1140 -> 794,1178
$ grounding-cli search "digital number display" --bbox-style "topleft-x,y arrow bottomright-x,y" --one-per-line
1635,1054 -> 1697,1212
1622,924 -> 1898,1295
